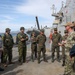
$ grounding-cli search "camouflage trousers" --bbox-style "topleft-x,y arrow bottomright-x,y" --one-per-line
64,56 -> 75,75
31,44 -> 37,60
3,47 -> 12,63
18,46 -> 27,62
62,46 -> 66,62
51,46 -> 60,59
37,46 -> 46,62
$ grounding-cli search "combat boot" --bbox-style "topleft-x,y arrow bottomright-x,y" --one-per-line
0,67 -> 4,71
3,64 -> 7,67
43,58 -> 48,62
8,61 -> 15,64
62,61 -> 65,66
57,58 -> 60,62
44,60 -> 48,62
52,58 -> 54,62
31,59 -> 34,62
43,56 -> 48,62
38,60 -> 40,64
35,53 -> 37,59
18,60 -> 22,65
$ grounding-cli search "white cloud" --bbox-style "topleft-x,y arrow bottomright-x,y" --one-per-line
15,0 -> 66,29
0,15 -> 15,20
0,0 -> 66,32
16,0 -> 50,19
0,20 -> 36,33
16,0 -> 66,19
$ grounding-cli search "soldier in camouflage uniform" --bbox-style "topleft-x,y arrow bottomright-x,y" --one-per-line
30,32 -> 37,62
61,30 -> 68,66
3,28 -> 14,66
36,29 -> 48,64
17,27 -> 28,64
62,22 -> 75,75
51,28 -> 62,62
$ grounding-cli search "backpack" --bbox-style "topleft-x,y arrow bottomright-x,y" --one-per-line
3,34 -> 13,46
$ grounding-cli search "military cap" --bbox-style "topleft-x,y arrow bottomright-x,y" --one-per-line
40,29 -> 44,33
54,28 -> 57,31
64,30 -> 68,33
31,31 -> 35,35
64,22 -> 74,27
20,27 -> 25,30
6,28 -> 11,31
72,21 -> 75,26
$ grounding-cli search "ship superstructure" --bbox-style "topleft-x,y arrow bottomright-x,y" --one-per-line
52,0 -> 75,35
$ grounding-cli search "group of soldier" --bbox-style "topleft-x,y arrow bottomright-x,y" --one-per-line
49,28 -> 68,66
0,26 -> 48,71
48,21 -> 75,75
57,22 -> 75,75
0,21 -> 75,75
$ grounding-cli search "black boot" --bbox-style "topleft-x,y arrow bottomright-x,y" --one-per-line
38,60 -> 40,64
43,56 -> 48,62
0,67 -> 4,71
18,60 -> 22,65
62,61 -> 65,66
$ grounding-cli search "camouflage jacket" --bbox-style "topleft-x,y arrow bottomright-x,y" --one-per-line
3,33 -> 14,47
62,35 -> 68,41
17,32 -> 28,47
36,34 -> 46,47
31,36 -> 37,44
52,33 -> 62,46
65,31 -> 75,49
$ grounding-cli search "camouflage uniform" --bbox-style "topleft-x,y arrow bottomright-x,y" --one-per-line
17,27 -> 28,63
64,31 -> 75,75
61,30 -> 68,66
37,29 -> 47,63
3,28 -> 14,64
51,28 -> 62,62
64,22 -> 75,75
31,32 -> 37,61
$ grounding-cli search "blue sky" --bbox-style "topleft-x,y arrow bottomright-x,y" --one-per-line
0,0 -> 66,32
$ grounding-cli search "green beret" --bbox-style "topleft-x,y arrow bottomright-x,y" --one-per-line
6,28 -> 11,31
20,27 -> 25,30
54,28 -> 57,31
